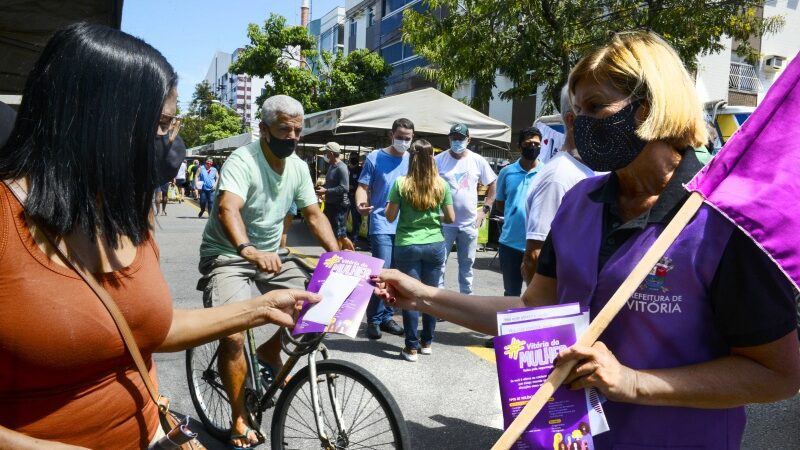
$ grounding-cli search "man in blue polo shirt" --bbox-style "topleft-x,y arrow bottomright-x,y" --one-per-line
495,126 -> 542,296
355,118 -> 413,339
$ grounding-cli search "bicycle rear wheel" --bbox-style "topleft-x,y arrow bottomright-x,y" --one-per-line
270,359 -> 409,450
186,340 -> 234,440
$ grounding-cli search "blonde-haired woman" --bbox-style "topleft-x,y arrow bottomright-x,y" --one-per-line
385,139 -> 455,361
375,31 -> 800,446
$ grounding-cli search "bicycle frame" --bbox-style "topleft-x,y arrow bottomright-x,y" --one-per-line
250,331 -> 350,449
214,250 -> 354,448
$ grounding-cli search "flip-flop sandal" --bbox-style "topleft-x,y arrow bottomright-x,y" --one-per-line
229,427 -> 261,450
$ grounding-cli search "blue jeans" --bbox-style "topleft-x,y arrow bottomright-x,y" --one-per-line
366,233 -> 396,325
199,189 -> 216,214
438,225 -> 479,294
498,243 -> 525,297
395,242 -> 446,349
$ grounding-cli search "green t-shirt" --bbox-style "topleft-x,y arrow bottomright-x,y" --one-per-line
388,177 -> 453,247
200,141 -> 318,257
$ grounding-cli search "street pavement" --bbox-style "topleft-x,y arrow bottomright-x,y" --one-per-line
153,200 -> 799,449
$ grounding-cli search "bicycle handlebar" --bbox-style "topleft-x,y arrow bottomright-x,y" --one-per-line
276,247 -> 316,275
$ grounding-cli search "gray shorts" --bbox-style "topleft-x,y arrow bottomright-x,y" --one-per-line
197,255 -> 307,308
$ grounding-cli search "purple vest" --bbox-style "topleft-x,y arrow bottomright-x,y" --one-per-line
551,175 -> 745,449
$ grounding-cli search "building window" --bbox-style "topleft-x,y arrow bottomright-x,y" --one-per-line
367,7 -> 375,27
380,41 -> 415,65
321,29 -> 334,54
383,0 -> 419,17
350,18 -> 357,40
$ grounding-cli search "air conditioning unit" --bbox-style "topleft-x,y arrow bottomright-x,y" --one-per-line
764,55 -> 786,72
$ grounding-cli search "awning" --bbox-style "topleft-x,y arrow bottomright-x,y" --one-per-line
0,0 -> 124,102
301,88 -> 512,150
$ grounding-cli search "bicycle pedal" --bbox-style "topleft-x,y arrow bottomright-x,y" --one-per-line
259,368 -> 275,388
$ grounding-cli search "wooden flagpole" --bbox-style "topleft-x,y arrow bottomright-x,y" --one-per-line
491,191 -> 705,450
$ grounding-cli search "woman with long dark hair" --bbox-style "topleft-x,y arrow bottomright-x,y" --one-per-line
0,23 -> 317,448
385,139 -> 454,361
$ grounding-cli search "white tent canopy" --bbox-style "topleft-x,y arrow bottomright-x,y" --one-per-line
302,88 -> 511,149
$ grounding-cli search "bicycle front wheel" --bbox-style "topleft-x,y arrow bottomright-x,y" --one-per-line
186,340 -> 233,440
271,359 -> 409,450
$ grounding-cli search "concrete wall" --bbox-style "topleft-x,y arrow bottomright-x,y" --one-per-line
695,36 -> 734,104
488,75 -> 513,127
204,51 -> 232,94
344,0 -> 373,54
758,0 -> 800,102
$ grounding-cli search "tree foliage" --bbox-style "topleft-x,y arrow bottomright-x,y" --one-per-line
319,49 -> 394,111
403,0 -> 785,110
189,80 -> 216,117
229,14 -> 392,113
199,103 -> 244,143
180,82 -> 244,148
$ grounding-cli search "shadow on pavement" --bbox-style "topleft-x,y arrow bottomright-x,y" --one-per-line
429,329 -> 492,348
324,334 -> 404,360
323,328 -> 491,358
472,254 -> 501,272
406,414 -> 503,449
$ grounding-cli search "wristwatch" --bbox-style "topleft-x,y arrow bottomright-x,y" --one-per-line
237,242 -> 256,255
482,204 -> 492,214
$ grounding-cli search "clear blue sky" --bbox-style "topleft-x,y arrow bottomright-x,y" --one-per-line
122,0 -> 342,109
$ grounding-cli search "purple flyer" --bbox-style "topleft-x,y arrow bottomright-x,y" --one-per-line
494,324 -> 595,450
293,251 -> 384,338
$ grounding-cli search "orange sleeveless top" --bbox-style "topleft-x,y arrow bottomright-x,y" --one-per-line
0,183 -> 173,448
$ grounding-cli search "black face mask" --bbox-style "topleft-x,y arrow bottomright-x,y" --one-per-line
574,100 -> 647,172
267,129 -> 297,159
154,134 -> 186,185
521,143 -> 541,161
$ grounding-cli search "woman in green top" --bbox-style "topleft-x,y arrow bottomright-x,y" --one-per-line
386,139 -> 455,361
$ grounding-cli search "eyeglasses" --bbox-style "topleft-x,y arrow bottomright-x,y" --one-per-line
158,113 -> 182,142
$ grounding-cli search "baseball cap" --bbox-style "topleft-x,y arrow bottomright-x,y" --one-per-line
449,123 -> 469,137
321,142 -> 341,154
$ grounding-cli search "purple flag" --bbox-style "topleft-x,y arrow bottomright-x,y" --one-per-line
687,53 -> 800,290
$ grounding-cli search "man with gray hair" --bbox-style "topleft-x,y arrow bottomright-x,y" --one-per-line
521,84 -> 596,283
197,94 -> 340,448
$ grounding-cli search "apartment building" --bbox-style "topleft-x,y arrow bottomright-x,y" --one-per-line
695,0 -> 798,107
203,49 -> 267,130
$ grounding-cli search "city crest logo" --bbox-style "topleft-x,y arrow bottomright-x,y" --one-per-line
640,256 -> 674,293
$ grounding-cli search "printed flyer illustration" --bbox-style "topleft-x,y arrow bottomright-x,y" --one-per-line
494,304 -> 608,449
293,252 -> 384,338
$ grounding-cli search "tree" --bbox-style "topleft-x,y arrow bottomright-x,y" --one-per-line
190,80 -> 216,117
180,115 -> 205,148
403,0 -> 784,110
199,103 -> 243,143
320,49 -> 394,111
180,82 -> 243,148
230,14 -> 392,113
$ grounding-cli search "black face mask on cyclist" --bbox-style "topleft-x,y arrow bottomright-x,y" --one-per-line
573,99 -> 647,172
266,129 -> 298,159
154,134 -> 186,186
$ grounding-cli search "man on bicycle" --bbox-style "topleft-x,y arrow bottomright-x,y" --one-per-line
196,94 -> 340,448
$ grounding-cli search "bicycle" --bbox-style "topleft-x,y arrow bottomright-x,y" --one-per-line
186,249 -> 410,450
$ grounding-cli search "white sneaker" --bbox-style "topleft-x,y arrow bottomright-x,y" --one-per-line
401,347 -> 418,362
420,344 -> 432,355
